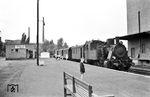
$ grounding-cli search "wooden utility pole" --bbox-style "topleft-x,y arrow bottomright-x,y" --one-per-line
138,11 -> 141,33
138,11 -> 141,53
42,17 -> 45,43
37,0 -> 39,66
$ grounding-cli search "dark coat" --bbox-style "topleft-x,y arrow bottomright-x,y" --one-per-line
80,62 -> 85,74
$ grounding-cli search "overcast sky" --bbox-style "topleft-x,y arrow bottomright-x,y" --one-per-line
0,0 -> 127,46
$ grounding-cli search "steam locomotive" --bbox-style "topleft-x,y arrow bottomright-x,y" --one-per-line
96,38 -> 133,71
54,38 -> 133,71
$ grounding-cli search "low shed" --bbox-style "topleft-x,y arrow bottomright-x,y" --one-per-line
6,43 -> 36,60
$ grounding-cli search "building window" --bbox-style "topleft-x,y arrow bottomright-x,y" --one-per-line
15,49 -> 18,52
131,48 -> 135,58
141,43 -> 145,53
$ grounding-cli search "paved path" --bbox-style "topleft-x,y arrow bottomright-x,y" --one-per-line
5,59 -> 80,97
0,58 -> 8,68
1,58 -> 150,97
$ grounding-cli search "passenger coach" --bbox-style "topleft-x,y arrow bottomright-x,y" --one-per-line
71,45 -> 84,61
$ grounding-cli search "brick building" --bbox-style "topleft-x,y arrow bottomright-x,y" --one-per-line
5,40 -> 36,60
118,0 -> 150,66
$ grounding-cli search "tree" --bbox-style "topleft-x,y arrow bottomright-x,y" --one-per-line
49,40 -> 55,50
57,38 -> 64,49
63,42 -> 68,48
25,37 -> 30,44
49,40 -> 55,56
21,33 -> 26,44
42,40 -> 50,52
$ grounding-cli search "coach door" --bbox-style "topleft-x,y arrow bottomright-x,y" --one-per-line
80,47 -> 82,58
68,48 -> 72,60
84,44 -> 89,63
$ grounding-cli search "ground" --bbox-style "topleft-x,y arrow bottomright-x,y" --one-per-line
0,58 -> 150,97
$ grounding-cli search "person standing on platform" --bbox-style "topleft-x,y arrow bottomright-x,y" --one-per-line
80,57 -> 85,80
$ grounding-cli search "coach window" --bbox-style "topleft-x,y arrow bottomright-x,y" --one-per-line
76,48 -> 77,54
86,45 -> 88,50
73,49 -> 75,54
90,44 -> 92,50
75,48 -> 77,54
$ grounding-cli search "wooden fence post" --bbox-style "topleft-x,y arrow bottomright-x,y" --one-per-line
88,85 -> 93,97
64,72 -> 67,97
73,76 -> 76,93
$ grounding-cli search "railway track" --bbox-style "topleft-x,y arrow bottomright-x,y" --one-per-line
129,66 -> 150,76
90,62 -> 150,76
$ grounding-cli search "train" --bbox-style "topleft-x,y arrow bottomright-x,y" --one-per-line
54,38 -> 134,71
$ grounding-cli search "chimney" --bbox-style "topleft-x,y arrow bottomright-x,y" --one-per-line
28,27 -> 30,43
28,27 -> 30,39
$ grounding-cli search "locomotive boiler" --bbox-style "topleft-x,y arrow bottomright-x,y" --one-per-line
97,38 -> 133,71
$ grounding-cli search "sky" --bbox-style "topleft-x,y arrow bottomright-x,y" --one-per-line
0,0 -> 127,47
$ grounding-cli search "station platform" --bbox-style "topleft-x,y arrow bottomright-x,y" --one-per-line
2,58 -> 150,97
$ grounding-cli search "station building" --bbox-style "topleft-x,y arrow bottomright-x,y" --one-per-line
118,0 -> 150,66
5,40 -> 37,60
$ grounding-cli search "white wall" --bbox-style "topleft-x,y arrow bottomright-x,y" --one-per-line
127,0 -> 150,34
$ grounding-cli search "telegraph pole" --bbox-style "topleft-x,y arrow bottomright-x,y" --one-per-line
37,0 -> 39,66
42,17 -> 45,43
138,11 -> 141,33
138,11 -> 141,54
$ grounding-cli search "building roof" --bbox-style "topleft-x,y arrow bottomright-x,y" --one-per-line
5,39 -> 37,45
117,31 -> 150,40
5,39 -> 21,45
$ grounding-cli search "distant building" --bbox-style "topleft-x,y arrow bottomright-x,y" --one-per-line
118,0 -> 150,66
5,40 -> 36,60
40,52 -> 50,58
